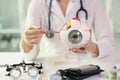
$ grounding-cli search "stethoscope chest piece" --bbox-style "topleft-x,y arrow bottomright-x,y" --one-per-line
46,30 -> 54,38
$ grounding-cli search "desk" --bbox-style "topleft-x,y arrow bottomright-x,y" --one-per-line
0,52 -> 119,80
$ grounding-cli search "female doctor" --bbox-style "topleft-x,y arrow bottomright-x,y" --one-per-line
20,0 -> 114,64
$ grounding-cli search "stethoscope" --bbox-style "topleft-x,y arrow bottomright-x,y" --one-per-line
46,0 -> 88,38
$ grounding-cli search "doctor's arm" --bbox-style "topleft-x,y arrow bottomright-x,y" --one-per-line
92,0 -> 114,58
20,0 -> 44,60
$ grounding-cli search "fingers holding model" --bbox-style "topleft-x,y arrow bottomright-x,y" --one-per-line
22,25 -> 46,53
70,40 -> 99,57
60,18 -> 99,57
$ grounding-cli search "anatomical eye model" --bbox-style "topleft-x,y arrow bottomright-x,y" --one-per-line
60,18 -> 91,48
0,61 -> 43,79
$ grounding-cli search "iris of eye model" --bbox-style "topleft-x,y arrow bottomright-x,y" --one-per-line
68,30 -> 82,44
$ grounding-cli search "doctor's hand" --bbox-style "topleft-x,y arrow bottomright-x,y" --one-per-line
22,25 -> 46,53
69,40 -> 99,57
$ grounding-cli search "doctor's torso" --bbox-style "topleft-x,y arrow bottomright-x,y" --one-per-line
23,0 -> 115,78
25,0 -> 96,57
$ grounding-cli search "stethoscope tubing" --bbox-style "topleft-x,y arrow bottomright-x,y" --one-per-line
48,0 -> 88,31
76,0 -> 88,20
48,0 -> 53,31
46,0 -> 88,38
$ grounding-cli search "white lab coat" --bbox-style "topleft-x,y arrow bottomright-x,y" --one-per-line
20,0 -> 114,78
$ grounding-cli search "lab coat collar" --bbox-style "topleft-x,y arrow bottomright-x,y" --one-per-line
45,0 -> 79,21
46,0 -> 79,6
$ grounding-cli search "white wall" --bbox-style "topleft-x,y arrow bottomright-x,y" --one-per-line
0,0 -> 19,29
112,0 -> 120,33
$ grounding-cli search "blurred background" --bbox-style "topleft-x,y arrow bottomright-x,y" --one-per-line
0,0 -> 119,54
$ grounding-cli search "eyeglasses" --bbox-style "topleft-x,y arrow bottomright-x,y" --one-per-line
0,61 -> 43,79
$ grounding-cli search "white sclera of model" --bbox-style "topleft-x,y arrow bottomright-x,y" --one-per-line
60,18 -> 91,48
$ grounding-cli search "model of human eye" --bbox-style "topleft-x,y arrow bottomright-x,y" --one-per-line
60,18 -> 91,48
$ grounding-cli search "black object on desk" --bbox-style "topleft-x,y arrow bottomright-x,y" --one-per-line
50,64 -> 104,80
